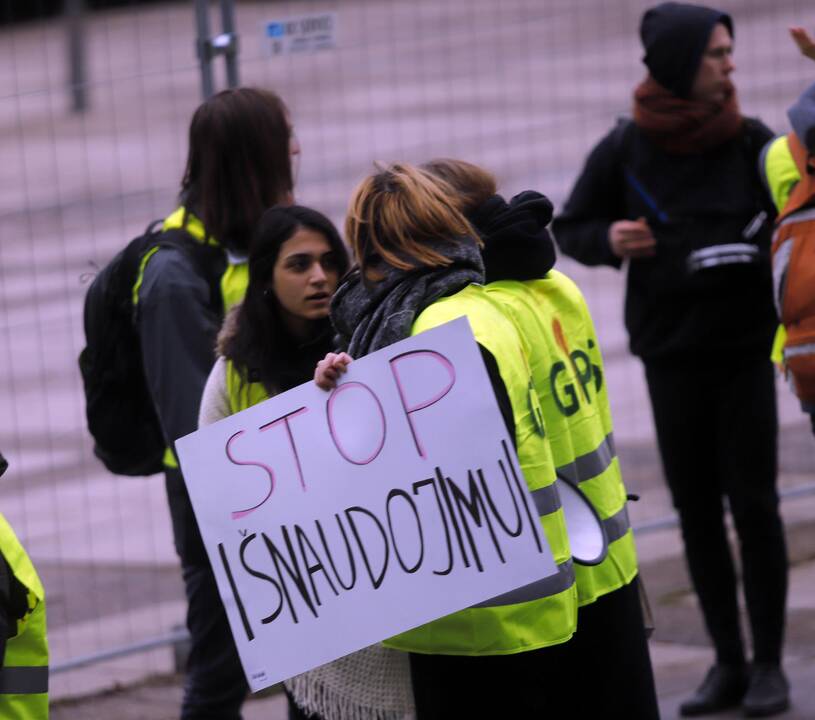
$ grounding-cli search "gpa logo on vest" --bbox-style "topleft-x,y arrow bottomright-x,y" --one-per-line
550,318 -> 603,417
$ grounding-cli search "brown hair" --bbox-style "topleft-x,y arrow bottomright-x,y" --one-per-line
180,87 -> 293,252
345,163 -> 480,282
421,158 -> 497,215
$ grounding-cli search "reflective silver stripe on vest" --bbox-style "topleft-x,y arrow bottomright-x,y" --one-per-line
603,504 -> 631,544
777,206 -> 815,227
784,342 -> 815,359
742,211 -> 768,240
688,253 -> 758,271
687,243 -> 759,272
556,433 -> 616,485
773,238 -> 792,318
0,666 -> 49,695
530,483 -> 561,517
472,560 -> 575,608
689,242 -> 760,261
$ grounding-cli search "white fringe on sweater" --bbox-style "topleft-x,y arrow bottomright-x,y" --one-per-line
284,645 -> 415,720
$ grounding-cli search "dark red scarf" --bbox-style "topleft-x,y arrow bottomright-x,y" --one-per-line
633,75 -> 743,155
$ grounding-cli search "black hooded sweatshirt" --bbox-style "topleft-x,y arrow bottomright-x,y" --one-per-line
553,2 -> 776,362
472,190 -> 557,284
639,1 -> 733,99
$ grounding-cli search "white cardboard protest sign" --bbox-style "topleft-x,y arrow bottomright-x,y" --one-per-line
176,317 -> 558,691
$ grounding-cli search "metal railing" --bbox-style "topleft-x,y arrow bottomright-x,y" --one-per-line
51,479 -> 815,675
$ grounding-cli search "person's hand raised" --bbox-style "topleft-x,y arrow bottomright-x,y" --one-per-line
608,217 -> 656,259
790,26 -> 815,61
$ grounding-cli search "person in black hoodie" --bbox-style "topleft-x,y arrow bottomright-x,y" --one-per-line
554,3 -> 788,717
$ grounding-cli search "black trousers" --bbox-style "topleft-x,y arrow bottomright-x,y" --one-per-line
409,578 -> 659,719
166,468 -> 248,720
644,353 -> 788,665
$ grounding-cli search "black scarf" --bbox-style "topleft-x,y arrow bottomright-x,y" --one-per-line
331,235 -> 484,357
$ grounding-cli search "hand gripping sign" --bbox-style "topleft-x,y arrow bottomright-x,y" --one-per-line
176,317 -> 558,691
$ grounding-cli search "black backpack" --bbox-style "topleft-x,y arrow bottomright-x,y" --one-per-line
78,221 -> 223,476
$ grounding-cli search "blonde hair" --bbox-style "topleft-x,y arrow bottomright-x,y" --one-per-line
421,158 -> 497,215
345,163 -> 481,282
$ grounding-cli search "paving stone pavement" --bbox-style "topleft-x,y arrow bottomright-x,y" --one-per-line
49,487 -> 815,719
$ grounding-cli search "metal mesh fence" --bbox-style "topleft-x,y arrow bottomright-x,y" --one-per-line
1,0 -> 813,699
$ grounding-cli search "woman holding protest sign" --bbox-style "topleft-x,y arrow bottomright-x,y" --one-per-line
316,163 -> 581,718
198,205 -> 418,720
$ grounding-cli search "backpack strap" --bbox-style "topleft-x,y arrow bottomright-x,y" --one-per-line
612,117 -> 672,224
155,228 -> 226,317
788,131 -> 811,177
131,224 -> 226,322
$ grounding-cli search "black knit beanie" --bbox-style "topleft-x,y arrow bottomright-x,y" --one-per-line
640,2 -> 733,98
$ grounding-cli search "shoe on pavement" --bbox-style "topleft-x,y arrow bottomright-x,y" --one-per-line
679,664 -> 749,717
743,663 -> 790,717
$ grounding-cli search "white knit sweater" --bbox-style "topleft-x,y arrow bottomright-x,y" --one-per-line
198,356 -> 231,427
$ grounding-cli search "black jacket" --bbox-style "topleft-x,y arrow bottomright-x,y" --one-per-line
553,117 -> 777,361
138,246 -> 227,451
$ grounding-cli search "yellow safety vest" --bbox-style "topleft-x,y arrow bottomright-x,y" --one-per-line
383,284 -> 577,655
762,135 -> 798,364
225,359 -> 271,414
485,272 -> 638,606
0,513 -> 48,720
132,207 -> 250,469
762,135 -> 799,215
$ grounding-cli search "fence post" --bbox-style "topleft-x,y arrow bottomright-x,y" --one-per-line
195,0 -> 240,100
66,0 -> 88,112
220,0 -> 240,90
194,0 -> 214,100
